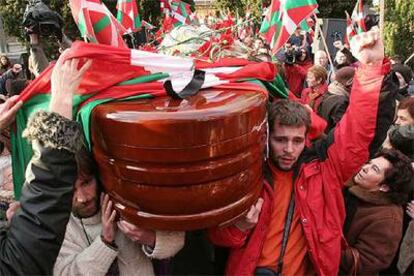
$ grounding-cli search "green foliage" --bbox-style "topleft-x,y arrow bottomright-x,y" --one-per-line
317,0 -> 354,18
0,0 -> 156,58
384,0 -> 414,66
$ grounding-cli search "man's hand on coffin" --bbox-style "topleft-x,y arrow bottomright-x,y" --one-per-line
101,193 -> 118,246
117,220 -> 156,247
234,197 -> 264,232
50,52 -> 92,119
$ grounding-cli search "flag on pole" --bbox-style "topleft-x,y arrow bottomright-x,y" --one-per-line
69,0 -> 127,48
260,0 -> 318,55
169,0 -> 193,26
351,0 -> 366,33
116,0 -> 141,34
345,11 -> 357,44
160,0 -> 196,26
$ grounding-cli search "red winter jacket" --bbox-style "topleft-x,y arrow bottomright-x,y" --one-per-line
209,61 -> 390,276
284,61 -> 312,98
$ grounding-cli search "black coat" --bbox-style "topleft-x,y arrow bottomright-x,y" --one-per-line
0,111 -> 81,275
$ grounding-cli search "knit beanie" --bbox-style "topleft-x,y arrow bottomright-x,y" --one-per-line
334,66 -> 355,86
392,64 -> 413,84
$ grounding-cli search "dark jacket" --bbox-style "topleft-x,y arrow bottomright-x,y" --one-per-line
398,220 -> 414,275
0,110 -> 81,275
209,61 -> 393,276
341,185 -> 403,275
318,81 -> 350,133
0,69 -> 19,95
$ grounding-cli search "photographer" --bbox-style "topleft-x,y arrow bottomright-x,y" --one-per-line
283,44 -> 313,98
0,64 -> 24,97
23,0 -> 71,78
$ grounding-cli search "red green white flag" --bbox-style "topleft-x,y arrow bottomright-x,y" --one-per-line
260,0 -> 318,55
351,0 -> 367,33
345,11 -> 357,44
116,0 -> 142,34
161,0 -> 196,26
69,0 -> 127,48
160,0 -> 171,17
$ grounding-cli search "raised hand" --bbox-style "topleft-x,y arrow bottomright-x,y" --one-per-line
101,194 -> 118,245
49,52 -> 92,119
235,198 -> 264,232
0,95 -> 23,130
350,27 -> 384,66
117,220 -> 156,247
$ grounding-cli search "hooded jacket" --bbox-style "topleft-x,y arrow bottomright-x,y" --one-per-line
0,110 -> 82,275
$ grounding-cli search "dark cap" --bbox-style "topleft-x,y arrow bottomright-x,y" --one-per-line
389,124 -> 414,159
334,66 -> 355,86
392,64 -> 413,84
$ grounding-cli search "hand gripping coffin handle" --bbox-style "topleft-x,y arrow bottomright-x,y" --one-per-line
164,69 -> 206,99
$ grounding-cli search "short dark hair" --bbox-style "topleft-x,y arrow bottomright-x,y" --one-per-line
75,146 -> 98,178
378,149 -> 414,204
398,97 -> 414,119
268,99 -> 311,132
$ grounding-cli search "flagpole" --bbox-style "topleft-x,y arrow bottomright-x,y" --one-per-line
314,15 -> 335,72
404,52 -> 414,65
379,0 -> 385,39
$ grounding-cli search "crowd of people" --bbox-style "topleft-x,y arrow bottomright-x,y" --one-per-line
0,9 -> 413,276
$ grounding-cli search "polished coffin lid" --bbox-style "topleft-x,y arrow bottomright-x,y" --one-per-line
91,89 -> 267,230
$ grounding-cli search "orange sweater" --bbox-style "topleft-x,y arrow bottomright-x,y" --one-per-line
257,165 -> 313,275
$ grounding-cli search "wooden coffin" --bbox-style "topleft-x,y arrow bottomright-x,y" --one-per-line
91,89 -> 267,230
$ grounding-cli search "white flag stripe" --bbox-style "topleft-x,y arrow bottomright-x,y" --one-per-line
131,49 -> 194,73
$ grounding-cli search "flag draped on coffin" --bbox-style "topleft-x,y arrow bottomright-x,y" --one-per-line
351,0 -> 366,33
116,0 -> 141,33
260,0 -> 318,54
69,0 -> 127,47
11,41 -> 282,199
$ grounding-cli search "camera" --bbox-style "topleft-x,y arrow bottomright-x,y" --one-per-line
284,48 -> 302,65
331,31 -> 343,42
22,0 -> 64,39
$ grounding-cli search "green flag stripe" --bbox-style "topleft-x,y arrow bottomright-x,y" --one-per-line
300,19 -> 310,31
260,11 -> 281,34
180,4 -> 188,17
134,14 -> 142,28
78,11 -> 88,37
117,72 -> 169,86
284,0 -> 317,10
117,10 -> 124,22
93,15 -> 111,34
